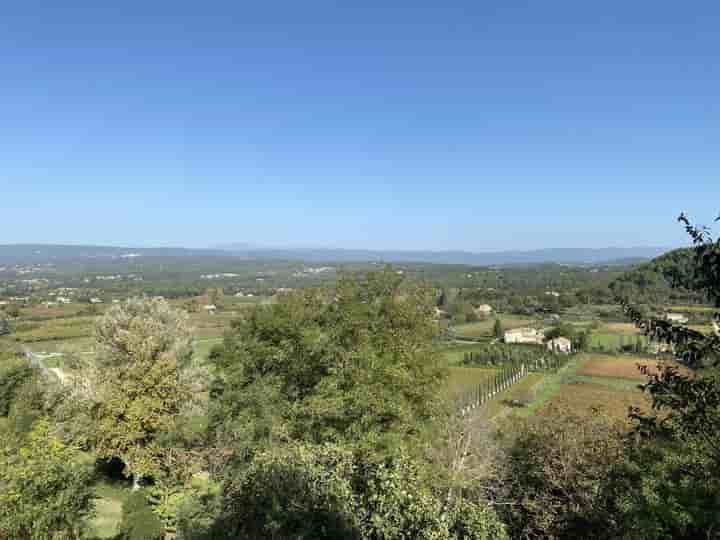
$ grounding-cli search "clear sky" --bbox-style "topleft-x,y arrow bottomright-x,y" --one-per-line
1,1 -> 718,250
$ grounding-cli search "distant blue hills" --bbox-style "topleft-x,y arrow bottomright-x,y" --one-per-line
0,244 -> 672,267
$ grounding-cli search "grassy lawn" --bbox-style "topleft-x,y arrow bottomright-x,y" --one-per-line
510,355 -> 584,418
483,373 -> 547,421
193,337 -> 224,363
86,480 -> 129,539
445,366 -> 497,398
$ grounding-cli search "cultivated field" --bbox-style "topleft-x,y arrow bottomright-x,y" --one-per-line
576,354 -> 663,380
445,366 -> 498,398
535,380 -> 649,422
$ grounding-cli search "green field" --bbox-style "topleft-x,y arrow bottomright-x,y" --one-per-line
494,353 -> 650,424
482,373 -> 547,420
11,316 -> 95,343
86,480 -> 128,539
193,337 -> 224,363
445,366 -> 497,398
590,332 -> 648,350
436,342 -> 494,365
453,315 -> 534,339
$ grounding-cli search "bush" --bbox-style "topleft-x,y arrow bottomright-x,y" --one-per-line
0,355 -> 33,416
213,443 -> 508,540
495,408 -> 626,539
220,444 -> 360,539
0,419 -> 94,539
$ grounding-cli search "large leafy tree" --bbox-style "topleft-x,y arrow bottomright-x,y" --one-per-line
210,269 -> 446,456
88,297 -> 193,488
0,419 -> 94,540
201,271 -> 508,538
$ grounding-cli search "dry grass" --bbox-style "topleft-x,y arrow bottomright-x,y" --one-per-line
537,380 -> 650,422
576,354 -> 689,380
598,322 -> 641,335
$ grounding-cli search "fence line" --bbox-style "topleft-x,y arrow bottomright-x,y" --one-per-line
458,352 -> 571,416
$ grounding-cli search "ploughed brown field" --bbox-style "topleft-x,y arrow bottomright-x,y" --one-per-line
576,354 -> 688,380
537,380 -> 650,423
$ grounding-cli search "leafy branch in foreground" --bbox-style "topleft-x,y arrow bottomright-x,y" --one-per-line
619,212 -> 720,466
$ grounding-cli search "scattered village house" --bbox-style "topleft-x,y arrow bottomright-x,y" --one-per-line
547,336 -> 572,353
203,304 -> 217,314
474,304 -> 493,317
504,327 -> 544,345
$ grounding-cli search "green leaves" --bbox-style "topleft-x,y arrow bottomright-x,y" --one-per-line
211,269 -> 446,455
89,298 -> 195,485
218,443 -> 507,540
0,419 -> 94,539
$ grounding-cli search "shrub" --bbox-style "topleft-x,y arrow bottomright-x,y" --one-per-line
0,355 -> 33,416
495,408 -> 626,539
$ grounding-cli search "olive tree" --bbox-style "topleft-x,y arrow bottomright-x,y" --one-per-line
88,297 -> 193,489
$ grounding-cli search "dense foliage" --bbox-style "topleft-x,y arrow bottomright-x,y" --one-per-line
0,419 -> 94,540
87,298 -> 195,487
210,270 -> 446,455
615,213 -> 720,537
0,353 -> 33,416
201,270 -> 506,538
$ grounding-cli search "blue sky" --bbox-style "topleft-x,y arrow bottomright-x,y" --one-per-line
1,1 -> 718,250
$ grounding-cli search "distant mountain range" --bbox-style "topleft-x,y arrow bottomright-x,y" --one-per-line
215,245 -> 672,266
0,244 -> 229,265
0,244 -> 672,267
